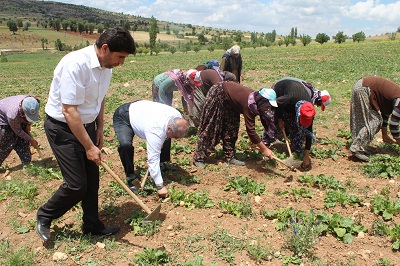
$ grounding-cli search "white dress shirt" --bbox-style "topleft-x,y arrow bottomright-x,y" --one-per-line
45,45 -> 112,124
129,100 -> 182,185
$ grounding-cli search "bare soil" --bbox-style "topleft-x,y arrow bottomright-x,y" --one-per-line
1,33 -> 399,265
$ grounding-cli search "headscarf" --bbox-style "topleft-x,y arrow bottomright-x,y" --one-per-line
248,91 -> 276,139
165,70 -> 195,107
295,100 -> 317,143
203,59 -> 219,69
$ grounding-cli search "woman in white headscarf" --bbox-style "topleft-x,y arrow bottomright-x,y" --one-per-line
220,45 -> 243,83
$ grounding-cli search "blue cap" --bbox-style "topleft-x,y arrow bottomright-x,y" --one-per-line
259,88 -> 278,107
22,97 -> 40,122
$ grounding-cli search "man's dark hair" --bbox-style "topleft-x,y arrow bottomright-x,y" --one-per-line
95,27 -> 136,55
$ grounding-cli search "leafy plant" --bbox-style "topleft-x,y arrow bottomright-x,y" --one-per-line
224,175 -> 266,195
168,186 -> 215,209
170,143 -> 195,155
261,207 -> 306,231
370,195 -> 400,221
298,174 -> 345,190
291,187 -> 313,202
326,213 -> 367,244
362,154 -> 400,178
324,189 -> 362,208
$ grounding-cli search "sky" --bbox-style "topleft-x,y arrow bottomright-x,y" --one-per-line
45,0 -> 400,37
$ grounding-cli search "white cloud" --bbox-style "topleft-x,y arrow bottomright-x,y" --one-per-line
44,0 -> 400,37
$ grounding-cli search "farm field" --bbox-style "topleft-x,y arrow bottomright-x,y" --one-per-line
1,35 -> 400,265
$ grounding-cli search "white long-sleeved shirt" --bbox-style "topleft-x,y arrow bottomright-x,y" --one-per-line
129,100 -> 182,184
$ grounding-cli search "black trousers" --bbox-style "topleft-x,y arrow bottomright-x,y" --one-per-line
37,116 -> 104,231
113,103 -> 171,183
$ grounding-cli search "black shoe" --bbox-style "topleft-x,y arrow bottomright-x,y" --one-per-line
83,226 -> 120,236
352,152 -> 369,162
36,216 -> 51,242
228,158 -> 245,166
127,178 -> 140,193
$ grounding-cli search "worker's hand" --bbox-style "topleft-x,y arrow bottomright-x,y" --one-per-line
263,148 -> 274,160
157,186 -> 168,198
396,138 -> 400,146
86,145 -> 102,166
29,138 -> 39,149
383,134 -> 396,144
277,119 -> 284,130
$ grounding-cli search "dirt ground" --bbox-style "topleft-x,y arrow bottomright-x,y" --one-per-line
2,86 -> 400,266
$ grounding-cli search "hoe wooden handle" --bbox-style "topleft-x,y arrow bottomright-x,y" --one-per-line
101,162 -> 152,214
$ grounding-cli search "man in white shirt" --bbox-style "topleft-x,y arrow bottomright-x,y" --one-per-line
36,28 -> 136,243
113,100 -> 189,198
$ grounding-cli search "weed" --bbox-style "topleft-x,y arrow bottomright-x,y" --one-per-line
207,228 -> 247,265
219,195 -> 253,218
0,237 -> 35,266
0,178 -> 38,201
135,247 -> 173,266
124,210 -> 162,236
282,211 -> 325,260
24,163 -> 62,180
183,254 -> 220,266
373,258 -> 393,266
246,237 -> 272,263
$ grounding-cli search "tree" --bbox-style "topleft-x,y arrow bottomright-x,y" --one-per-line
169,46 -> 177,54
149,16 -> 159,55
333,31 -> 346,44
97,23 -> 104,34
23,21 -> 31,31
166,24 -> 170,35
299,34 -> 312,46
6,20 -> 18,34
78,21 -> 85,35
207,45 -> 215,52
197,33 -> 207,45
283,35 -> 292,47
352,31 -> 366,43
315,33 -> 330,45
41,38 -> 48,50
123,21 -> 130,31
221,37 -> 233,50
61,19 -> 69,31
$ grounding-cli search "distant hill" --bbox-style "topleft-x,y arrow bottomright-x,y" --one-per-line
0,0 -> 139,24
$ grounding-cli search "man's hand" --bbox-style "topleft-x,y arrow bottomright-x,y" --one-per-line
86,145 -> 102,166
157,186 -> 168,198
